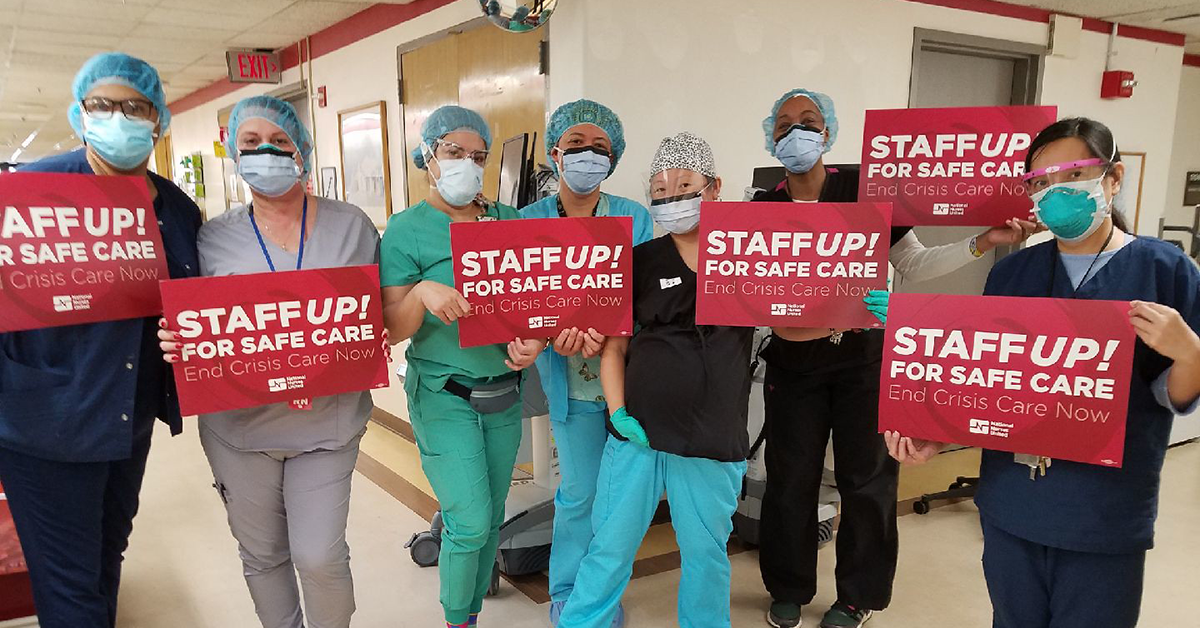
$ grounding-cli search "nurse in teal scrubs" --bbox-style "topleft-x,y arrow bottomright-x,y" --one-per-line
520,99 -> 652,627
380,105 -> 545,628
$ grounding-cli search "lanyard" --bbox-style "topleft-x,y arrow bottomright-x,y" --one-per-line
1047,224 -> 1114,298
249,195 -> 307,272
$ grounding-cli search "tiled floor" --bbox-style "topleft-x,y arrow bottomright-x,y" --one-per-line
113,423 -> 1200,627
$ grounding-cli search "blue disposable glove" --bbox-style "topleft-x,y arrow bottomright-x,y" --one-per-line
610,407 -> 650,447
864,290 -> 890,325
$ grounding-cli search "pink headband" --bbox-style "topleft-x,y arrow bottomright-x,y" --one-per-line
1022,158 -> 1106,182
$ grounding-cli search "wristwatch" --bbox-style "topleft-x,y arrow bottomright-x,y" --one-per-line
969,236 -> 986,259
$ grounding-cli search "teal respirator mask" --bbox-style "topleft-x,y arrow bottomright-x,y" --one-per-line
1024,157 -> 1114,243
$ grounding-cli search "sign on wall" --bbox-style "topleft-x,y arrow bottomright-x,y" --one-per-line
226,50 -> 282,84
1185,171 -> 1200,206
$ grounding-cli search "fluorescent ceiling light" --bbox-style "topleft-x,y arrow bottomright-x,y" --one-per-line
10,148 -> 23,162
20,131 -> 37,148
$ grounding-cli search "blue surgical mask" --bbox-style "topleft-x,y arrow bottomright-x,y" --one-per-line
649,185 -> 710,235
1031,177 -> 1110,243
774,125 -> 825,174
426,143 -> 484,207
238,144 -> 302,197
82,112 -> 156,171
557,147 -> 611,194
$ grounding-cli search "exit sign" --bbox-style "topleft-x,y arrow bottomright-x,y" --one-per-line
226,50 -> 282,84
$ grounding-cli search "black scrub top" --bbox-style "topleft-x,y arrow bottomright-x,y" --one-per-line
614,236 -> 753,462
752,166 -> 907,375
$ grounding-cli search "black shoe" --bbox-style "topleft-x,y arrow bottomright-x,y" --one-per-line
819,601 -> 873,628
767,600 -> 802,628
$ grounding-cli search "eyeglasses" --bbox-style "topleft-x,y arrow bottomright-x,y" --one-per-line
1022,158 -> 1108,195
436,139 -> 489,167
80,97 -> 157,122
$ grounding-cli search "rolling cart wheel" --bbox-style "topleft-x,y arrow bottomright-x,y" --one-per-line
406,531 -> 440,567
913,499 -> 931,515
816,519 -> 835,547
486,562 -> 501,597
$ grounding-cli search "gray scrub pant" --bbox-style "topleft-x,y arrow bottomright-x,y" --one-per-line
200,427 -> 361,628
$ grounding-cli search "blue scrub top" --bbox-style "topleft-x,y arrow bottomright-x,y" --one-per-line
977,236 -> 1200,554
0,149 -> 202,462
520,193 -> 654,422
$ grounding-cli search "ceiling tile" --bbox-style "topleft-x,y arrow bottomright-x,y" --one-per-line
19,0 -> 153,22
17,10 -> 137,37
223,32 -> 305,49
124,22 -> 244,42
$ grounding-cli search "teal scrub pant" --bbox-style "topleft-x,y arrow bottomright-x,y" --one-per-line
406,371 -> 523,626
559,436 -> 747,628
548,400 -> 609,603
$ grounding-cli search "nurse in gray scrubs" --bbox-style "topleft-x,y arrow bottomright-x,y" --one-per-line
158,95 -> 379,628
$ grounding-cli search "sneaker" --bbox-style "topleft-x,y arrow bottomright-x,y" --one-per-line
819,602 -> 873,628
767,600 -> 802,628
549,601 -> 625,628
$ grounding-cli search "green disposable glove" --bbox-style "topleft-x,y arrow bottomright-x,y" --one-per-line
610,407 -> 650,447
864,290 -> 890,325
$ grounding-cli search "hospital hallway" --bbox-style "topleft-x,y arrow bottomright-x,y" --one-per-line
105,424 -> 1200,627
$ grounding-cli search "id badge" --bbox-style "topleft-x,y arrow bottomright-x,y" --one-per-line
290,398 -> 312,411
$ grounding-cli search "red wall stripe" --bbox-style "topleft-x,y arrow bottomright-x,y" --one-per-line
1185,54 -> 1200,68
900,0 -> 1186,47
168,0 -> 456,115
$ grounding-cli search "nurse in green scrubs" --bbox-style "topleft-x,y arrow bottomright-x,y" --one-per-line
380,105 -> 545,628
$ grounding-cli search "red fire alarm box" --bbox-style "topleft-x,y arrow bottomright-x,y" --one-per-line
1101,70 -> 1136,99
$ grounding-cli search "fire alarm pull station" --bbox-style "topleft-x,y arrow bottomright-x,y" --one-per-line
1101,70 -> 1136,99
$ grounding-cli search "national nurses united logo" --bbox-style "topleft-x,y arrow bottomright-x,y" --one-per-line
931,202 -> 967,216
528,315 -> 560,329
267,375 -> 307,392
51,294 -> 92,312
968,417 -> 1012,438
771,303 -> 805,316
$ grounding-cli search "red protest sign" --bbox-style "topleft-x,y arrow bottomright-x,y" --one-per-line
451,217 -> 633,348
859,105 -> 1058,227
696,201 -> 891,329
160,265 -> 389,416
0,173 -> 169,332
879,293 -> 1134,467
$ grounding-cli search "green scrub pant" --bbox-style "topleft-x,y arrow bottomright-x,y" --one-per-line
405,369 -> 522,625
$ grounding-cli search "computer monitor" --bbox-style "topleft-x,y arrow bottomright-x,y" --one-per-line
498,134 -> 531,208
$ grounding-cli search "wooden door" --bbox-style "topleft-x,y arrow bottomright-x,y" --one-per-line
399,23 -> 545,208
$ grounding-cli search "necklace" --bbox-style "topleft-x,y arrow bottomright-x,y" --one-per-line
249,195 -> 307,271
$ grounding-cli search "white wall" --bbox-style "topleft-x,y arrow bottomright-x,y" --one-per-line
1166,65 -> 1200,228
549,0 -> 1184,235
169,0 -> 481,221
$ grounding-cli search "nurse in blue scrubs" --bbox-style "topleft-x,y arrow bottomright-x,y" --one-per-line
0,53 -> 201,628
520,99 -> 652,627
885,117 -> 1200,628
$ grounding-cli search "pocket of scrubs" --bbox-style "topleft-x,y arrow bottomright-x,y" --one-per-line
467,379 -> 521,415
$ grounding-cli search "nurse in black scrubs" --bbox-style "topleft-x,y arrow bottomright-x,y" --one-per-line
756,88 -> 1038,628
886,117 -> 1200,628
554,132 -> 750,628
